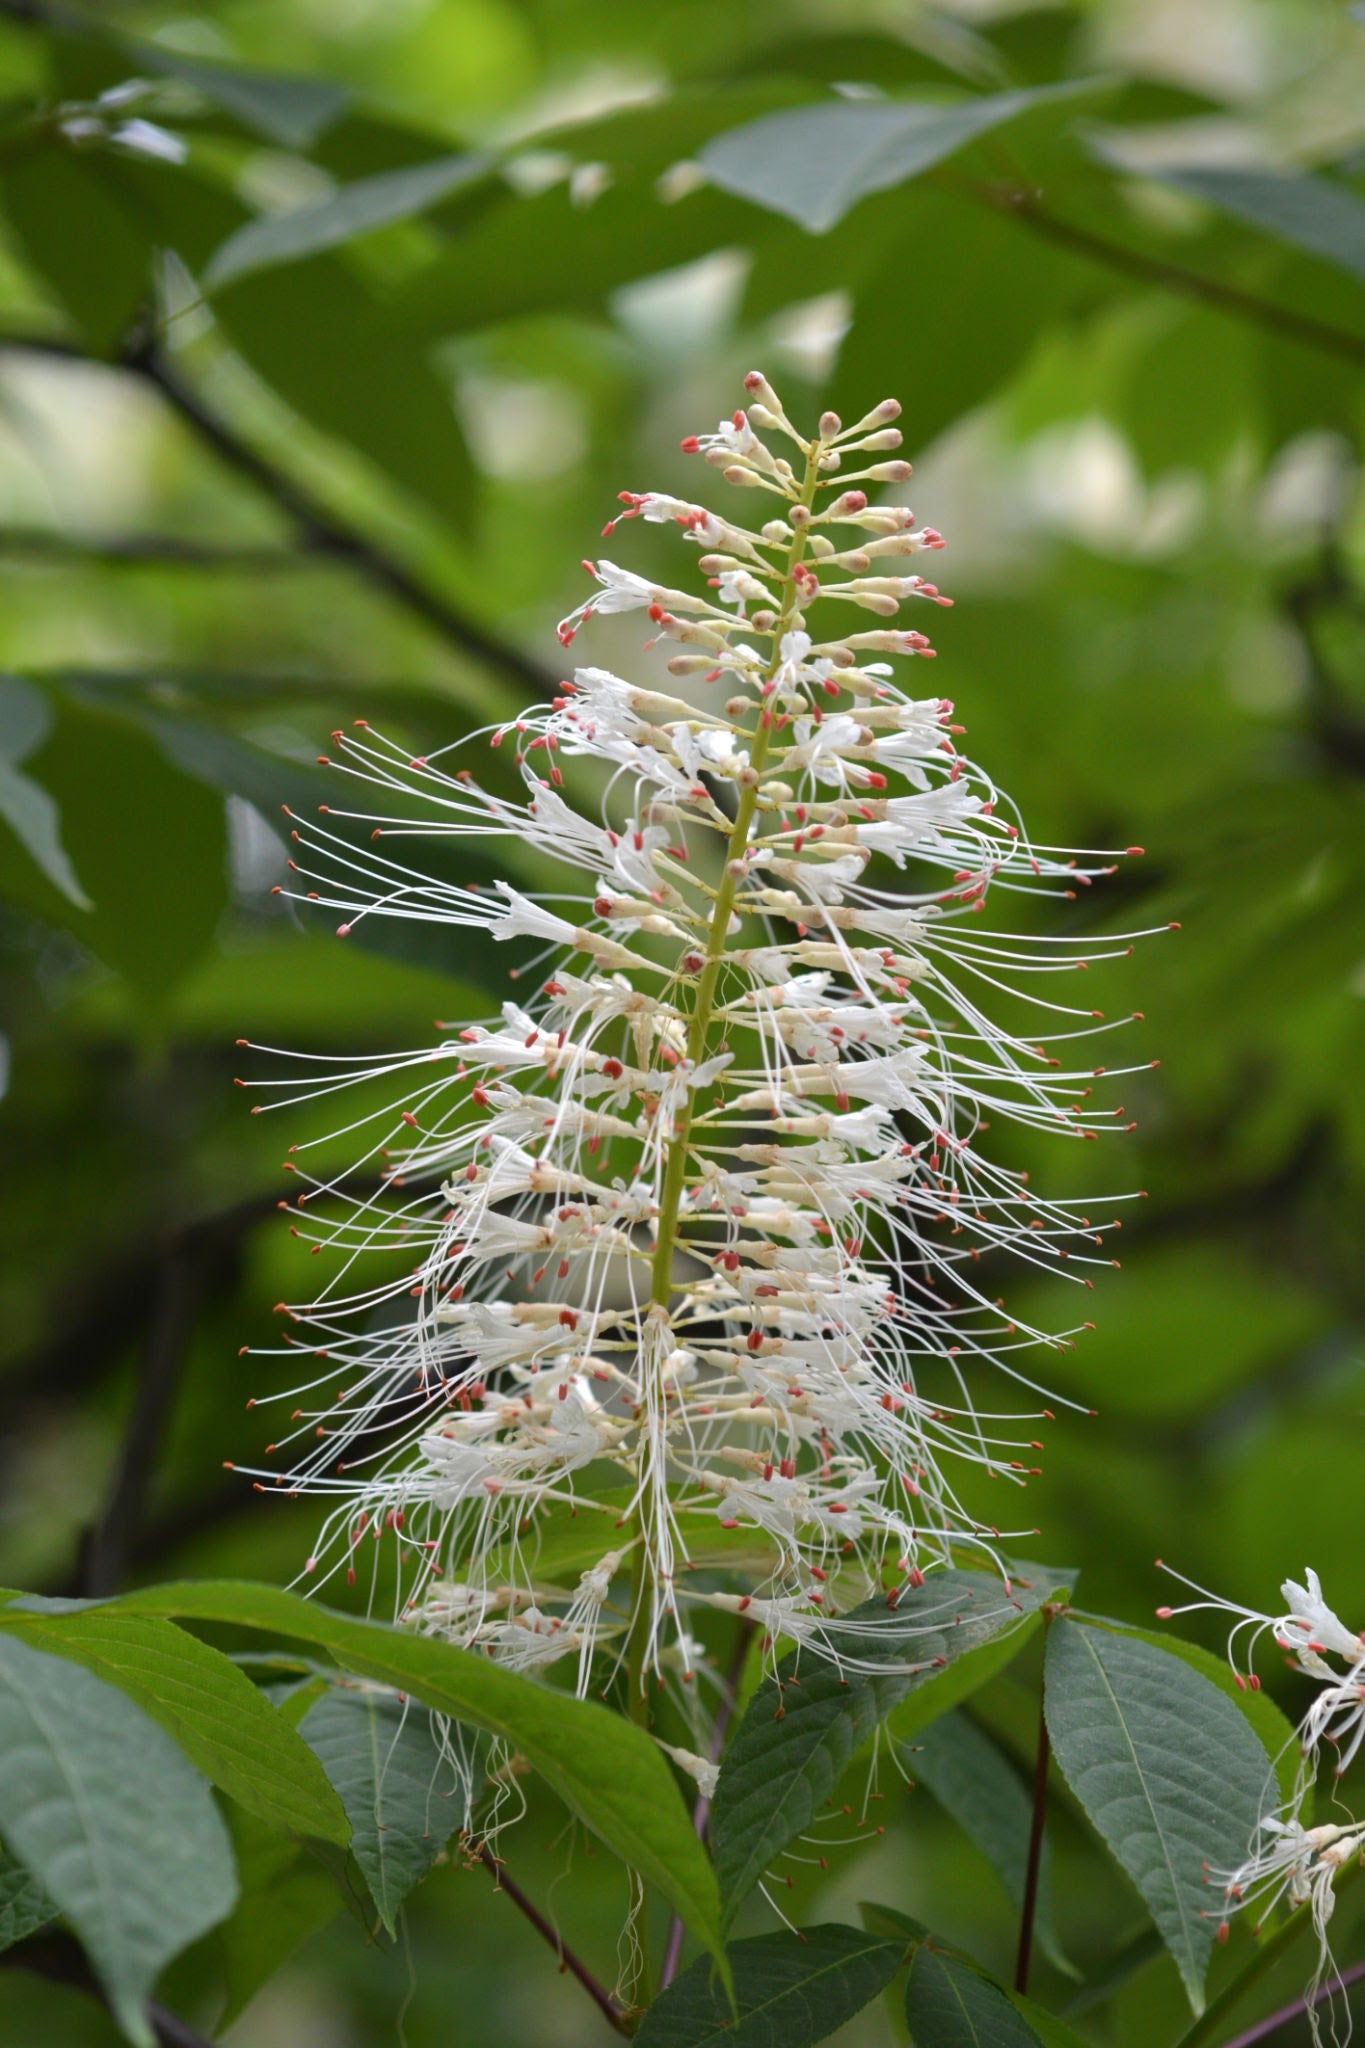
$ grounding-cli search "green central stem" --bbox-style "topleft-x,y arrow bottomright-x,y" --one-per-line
623,445 -> 822,1734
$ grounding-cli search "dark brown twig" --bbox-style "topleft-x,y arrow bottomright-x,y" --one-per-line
475,1843 -> 635,2036
0,331 -> 554,699
0,527 -> 319,569
980,186 -> 1365,368
123,336 -> 554,698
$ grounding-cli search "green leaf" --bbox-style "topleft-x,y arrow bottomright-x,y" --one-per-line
0,677 -> 52,765
205,154 -> 488,288
0,1633 -> 237,2047
22,699 -> 228,999
211,253 -> 478,534
209,1805 -> 345,2031
904,1946 -> 1045,2047
130,705 -> 509,989
1135,162 -> 1365,287
911,1711 -> 1075,1977
884,1560 -> 1070,1748
1,147 -> 148,355
298,1686 -> 469,1933
859,1900 -> 931,1943
94,1579 -> 727,1978
711,1566 -> 1067,1918
131,46 -> 348,149
478,1491 -> 777,1591
635,1925 -> 905,2048
0,758 -> 91,909
1043,1618 -> 1275,2013
865,1916 -> 1088,2048
827,184 -> 1114,452
1069,1615 -> 1300,1807
0,1607 -> 348,1845
699,80 -> 1103,233
0,1842 -> 57,1953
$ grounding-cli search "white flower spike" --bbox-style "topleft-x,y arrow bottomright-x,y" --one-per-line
237,375 -> 1162,1728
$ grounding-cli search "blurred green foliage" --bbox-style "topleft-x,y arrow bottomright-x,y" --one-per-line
0,0 -> 1361,2041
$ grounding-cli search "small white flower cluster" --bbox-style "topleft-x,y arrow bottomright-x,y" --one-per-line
1159,1563 -> 1365,2039
237,374 -> 1155,1718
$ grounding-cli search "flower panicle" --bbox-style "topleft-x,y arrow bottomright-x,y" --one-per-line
237,375 -> 1159,1725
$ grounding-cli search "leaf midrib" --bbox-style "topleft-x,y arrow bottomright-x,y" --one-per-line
1070,1628 -> 1197,1984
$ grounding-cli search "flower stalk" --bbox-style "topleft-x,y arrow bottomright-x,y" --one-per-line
625,430 -> 826,1725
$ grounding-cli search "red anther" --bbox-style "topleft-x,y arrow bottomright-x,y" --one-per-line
747,1328 -> 764,1352
401,1111 -> 419,1128
594,896 -> 613,917
680,435 -> 700,453
336,923 -> 352,937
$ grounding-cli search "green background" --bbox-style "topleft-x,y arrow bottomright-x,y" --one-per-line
0,0 -> 1361,2041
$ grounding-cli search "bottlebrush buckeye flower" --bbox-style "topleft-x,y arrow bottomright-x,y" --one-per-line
236,376 -> 1162,1715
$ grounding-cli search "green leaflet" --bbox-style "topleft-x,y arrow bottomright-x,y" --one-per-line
74,1578 -> 728,1981
1044,1619 -> 1275,2013
205,154 -> 489,287
298,1686 -> 474,1933
208,1805 -> 347,2031
1067,1614 -> 1300,1806
904,1946 -> 1046,2047
0,1605 -> 349,1844
712,1565 -> 1068,1918
636,1925 -> 905,2047
0,1635 -> 238,2047
1128,160 -> 1365,288
886,1559 -> 1072,1747
911,1710 -> 1076,1977
864,1913 -> 1089,2048
699,80 -> 1107,233
0,1842 -> 56,1953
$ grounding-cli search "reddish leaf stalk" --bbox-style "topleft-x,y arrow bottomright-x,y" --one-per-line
476,1843 -> 635,2036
